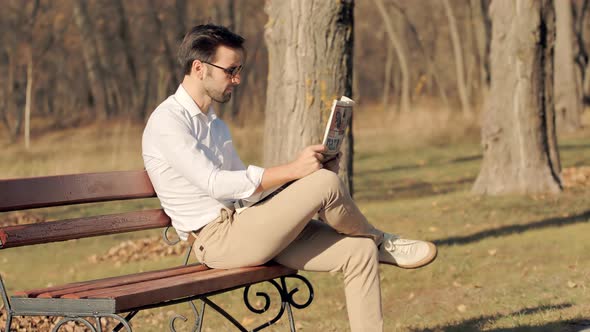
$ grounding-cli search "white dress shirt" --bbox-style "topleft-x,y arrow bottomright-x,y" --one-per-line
142,85 -> 264,240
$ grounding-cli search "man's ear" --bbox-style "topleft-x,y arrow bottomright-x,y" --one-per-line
191,60 -> 205,80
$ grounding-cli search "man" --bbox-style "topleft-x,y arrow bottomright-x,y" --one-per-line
142,24 -> 437,332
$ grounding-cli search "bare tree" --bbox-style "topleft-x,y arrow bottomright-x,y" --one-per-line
147,0 -> 178,98
375,0 -> 411,113
555,0 -> 583,133
24,0 -> 40,150
72,0 -> 112,118
264,0 -> 355,193
389,1 -> 450,108
382,36 -> 395,111
443,0 -> 472,118
473,0 -> 561,195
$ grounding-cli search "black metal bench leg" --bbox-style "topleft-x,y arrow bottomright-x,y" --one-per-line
0,275 -> 13,332
285,302 -> 296,332
95,316 -> 103,332
112,311 -> 136,332
4,312 -> 12,332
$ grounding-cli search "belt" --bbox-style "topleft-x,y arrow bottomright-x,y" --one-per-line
191,207 -> 235,239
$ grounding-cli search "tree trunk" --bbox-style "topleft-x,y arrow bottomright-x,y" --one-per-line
24,0 -> 39,149
382,38 -> 394,112
264,0 -> 354,193
555,0 -> 583,133
443,0 -> 472,119
473,0 -> 561,195
469,0 -> 491,101
375,0 -> 411,113
574,0 -> 589,100
24,51 -> 33,150
72,0 -> 110,118
0,49 -> 22,142
388,1 -> 450,109
147,0 -> 178,94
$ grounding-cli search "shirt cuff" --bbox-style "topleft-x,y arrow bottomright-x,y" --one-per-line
243,166 -> 265,202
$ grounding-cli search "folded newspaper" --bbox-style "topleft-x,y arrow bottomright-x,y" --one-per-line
322,96 -> 354,162
233,96 -> 354,214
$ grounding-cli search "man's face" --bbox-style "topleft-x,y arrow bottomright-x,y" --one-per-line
202,45 -> 243,104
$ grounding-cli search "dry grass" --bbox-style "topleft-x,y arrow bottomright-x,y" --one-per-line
0,102 -> 480,179
1,106 -> 590,331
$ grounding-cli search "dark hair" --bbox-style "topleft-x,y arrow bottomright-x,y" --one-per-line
177,24 -> 245,76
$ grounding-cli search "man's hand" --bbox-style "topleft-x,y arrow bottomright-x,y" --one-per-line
323,152 -> 341,174
255,144 -> 326,194
289,144 -> 326,179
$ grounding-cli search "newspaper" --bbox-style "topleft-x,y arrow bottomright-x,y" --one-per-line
233,96 -> 354,215
321,96 -> 354,162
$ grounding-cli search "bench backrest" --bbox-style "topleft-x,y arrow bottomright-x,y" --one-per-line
0,170 -> 170,249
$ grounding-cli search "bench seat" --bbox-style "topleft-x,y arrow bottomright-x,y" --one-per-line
10,263 -> 296,314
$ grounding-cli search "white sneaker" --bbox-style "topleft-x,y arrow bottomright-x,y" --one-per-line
379,233 -> 437,269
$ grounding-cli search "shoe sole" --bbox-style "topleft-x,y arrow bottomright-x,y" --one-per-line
381,242 -> 438,269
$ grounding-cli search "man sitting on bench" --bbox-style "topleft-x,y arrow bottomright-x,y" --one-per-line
142,24 -> 437,332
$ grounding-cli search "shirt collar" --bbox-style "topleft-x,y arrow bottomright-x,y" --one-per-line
174,84 -> 216,121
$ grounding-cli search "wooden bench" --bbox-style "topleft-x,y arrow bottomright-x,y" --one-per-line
0,171 -> 313,332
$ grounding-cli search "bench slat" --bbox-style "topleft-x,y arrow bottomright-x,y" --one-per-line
0,170 -> 155,212
0,209 -> 170,248
62,268 -> 221,299
60,264 -> 295,312
113,265 -> 296,313
24,264 -> 208,298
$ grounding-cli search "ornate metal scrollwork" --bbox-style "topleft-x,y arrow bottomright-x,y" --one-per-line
51,317 -> 98,332
280,275 -> 315,309
169,300 -> 205,332
50,314 -> 133,332
242,274 -> 315,332
166,273 -> 314,332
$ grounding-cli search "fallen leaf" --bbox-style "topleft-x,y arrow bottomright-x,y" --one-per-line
568,281 -> 577,289
241,316 -> 256,326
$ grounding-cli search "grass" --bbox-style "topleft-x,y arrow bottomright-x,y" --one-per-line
1,106 -> 590,331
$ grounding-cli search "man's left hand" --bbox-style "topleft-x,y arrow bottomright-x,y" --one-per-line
323,152 -> 341,174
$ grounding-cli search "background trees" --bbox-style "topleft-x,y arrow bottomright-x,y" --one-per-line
1,0 -> 588,195
1,0 -> 587,127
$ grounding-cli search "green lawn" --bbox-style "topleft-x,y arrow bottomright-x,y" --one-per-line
1,117 -> 590,331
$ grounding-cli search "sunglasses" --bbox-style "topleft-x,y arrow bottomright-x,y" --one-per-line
202,61 -> 243,78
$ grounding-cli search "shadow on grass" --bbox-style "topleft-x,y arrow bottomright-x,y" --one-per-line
573,159 -> 590,167
356,177 -> 475,202
356,154 -> 482,176
410,303 -> 581,332
560,143 -> 590,151
433,210 -> 590,246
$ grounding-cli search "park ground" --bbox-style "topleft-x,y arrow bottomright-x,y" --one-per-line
1,105 -> 590,331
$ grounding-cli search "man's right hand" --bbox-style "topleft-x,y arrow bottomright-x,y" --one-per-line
255,144 -> 326,194
289,144 -> 326,179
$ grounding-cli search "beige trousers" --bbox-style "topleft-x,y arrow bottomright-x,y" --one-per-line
192,169 -> 385,332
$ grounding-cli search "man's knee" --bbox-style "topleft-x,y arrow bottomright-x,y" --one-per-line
308,169 -> 342,191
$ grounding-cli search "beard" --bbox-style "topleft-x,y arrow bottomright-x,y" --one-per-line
204,75 -> 233,104
204,85 -> 232,104
215,90 -> 232,103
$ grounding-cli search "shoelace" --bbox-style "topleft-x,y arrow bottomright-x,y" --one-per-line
383,237 -> 416,255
